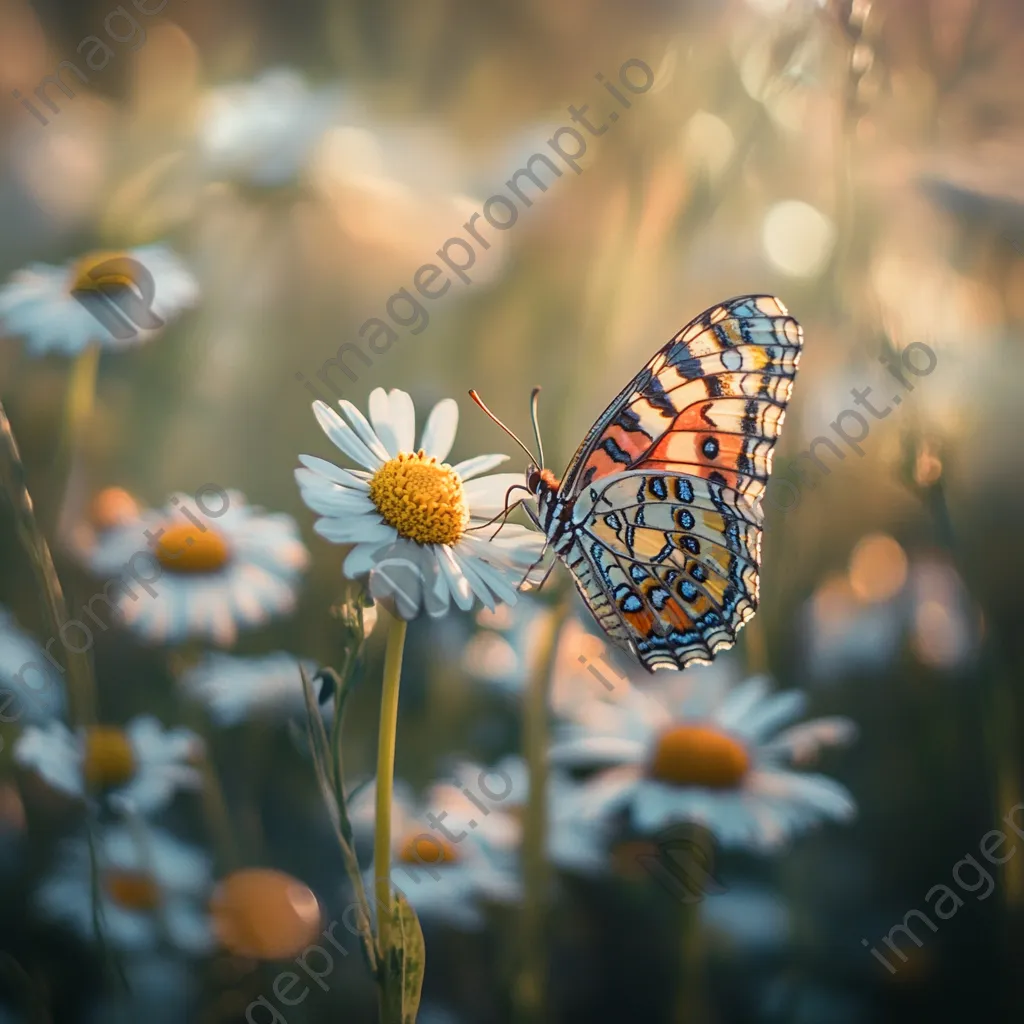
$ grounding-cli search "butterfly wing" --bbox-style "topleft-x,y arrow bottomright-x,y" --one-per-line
558,295 -> 802,671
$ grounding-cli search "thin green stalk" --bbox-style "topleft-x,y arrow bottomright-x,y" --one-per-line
326,651 -> 379,975
0,400 -> 96,725
373,613 -> 408,1004
198,746 -> 239,874
514,596 -> 570,1024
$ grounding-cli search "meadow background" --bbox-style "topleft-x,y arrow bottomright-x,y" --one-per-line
0,0 -> 1022,1021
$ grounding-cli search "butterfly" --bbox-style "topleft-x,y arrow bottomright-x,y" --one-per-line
471,295 -> 803,673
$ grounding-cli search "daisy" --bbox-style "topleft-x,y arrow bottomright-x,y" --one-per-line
295,388 -> 544,619
348,780 -> 519,929
14,716 -> 202,813
197,68 -> 341,189
37,825 -> 213,955
0,244 -> 198,355
0,606 -> 64,725
551,674 -> 857,852
440,755 -> 609,876
179,652 -> 324,727
86,490 -> 309,646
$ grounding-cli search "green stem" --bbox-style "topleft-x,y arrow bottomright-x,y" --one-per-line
674,899 -> 707,1024
64,343 -> 100,449
514,596 -> 570,1024
373,614 -> 408,1002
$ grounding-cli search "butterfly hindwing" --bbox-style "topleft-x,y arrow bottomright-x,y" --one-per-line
554,295 -> 802,672
573,471 -> 761,670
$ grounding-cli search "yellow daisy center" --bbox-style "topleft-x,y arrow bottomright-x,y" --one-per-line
368,451 -> 469,546
396,830 -> 461,866
68,250 -> 140,294
104,869 -> 161,911
155,522 -> 231,573
210,868 -> 323,960
83,727 -> 135,788
647,725 -> 750,789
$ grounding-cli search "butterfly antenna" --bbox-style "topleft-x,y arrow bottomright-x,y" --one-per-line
529,386 -> 545,469
468,390 -> 539,464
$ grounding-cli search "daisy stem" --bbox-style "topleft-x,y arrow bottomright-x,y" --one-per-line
64,342 -> 100,449
373,613 -> 408,994
674,899 -> 707,1024
514,595 -> 571,1024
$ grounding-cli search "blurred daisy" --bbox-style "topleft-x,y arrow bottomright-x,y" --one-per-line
179,652 -> 324,727
198,68 -> 341,188
0,244 -> 198,355
86,490 -> 309,646
441,755 -> 608,876
551,675 -> 857,851
14,717 -> 202,812
296,388 -> 544,619
348,780 -> 519,929
0,607 -> 64,724
37,825 -> 213,955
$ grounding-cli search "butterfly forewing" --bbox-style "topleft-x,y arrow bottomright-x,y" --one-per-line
556,295 -> 802,672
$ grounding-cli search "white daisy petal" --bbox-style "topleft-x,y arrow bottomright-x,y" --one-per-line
338,399 -> 391,463
450,550 -> 498,612
387,389 -> 417,453
368,388 -> 400,457
313,400 -> 384,470
343,541 -> 392,578
314,515 -> 395,545
451,453 -> 510,481
295,477 -> 375,516
713,675 -> 771,730
549,735 -> 648,766
759,717 -> 858,764
734,689 -> 807,741
436,545 -> 474,611
297,455 -> 371,490
370,555 -> 424,619
464,474 -> 530,517
418,398 -> 459,461
454,541 -> 520,606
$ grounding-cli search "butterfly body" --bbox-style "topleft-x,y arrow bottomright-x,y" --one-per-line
524,295 -> 803,674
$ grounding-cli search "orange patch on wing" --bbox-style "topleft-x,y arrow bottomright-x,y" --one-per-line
622,607 -> 657,636
606,424 -> 652,462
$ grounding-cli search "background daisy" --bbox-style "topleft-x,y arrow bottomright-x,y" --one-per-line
348,779 -> 520,929
14,716 -> 203,812
37,825 -> 213,955
85,490 -> 309,646
551,674 -> 858,852
178,651 -> 322,727
0,245 -> 198,355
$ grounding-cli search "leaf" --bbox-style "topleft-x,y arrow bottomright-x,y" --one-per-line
380,892 -> 425,1024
